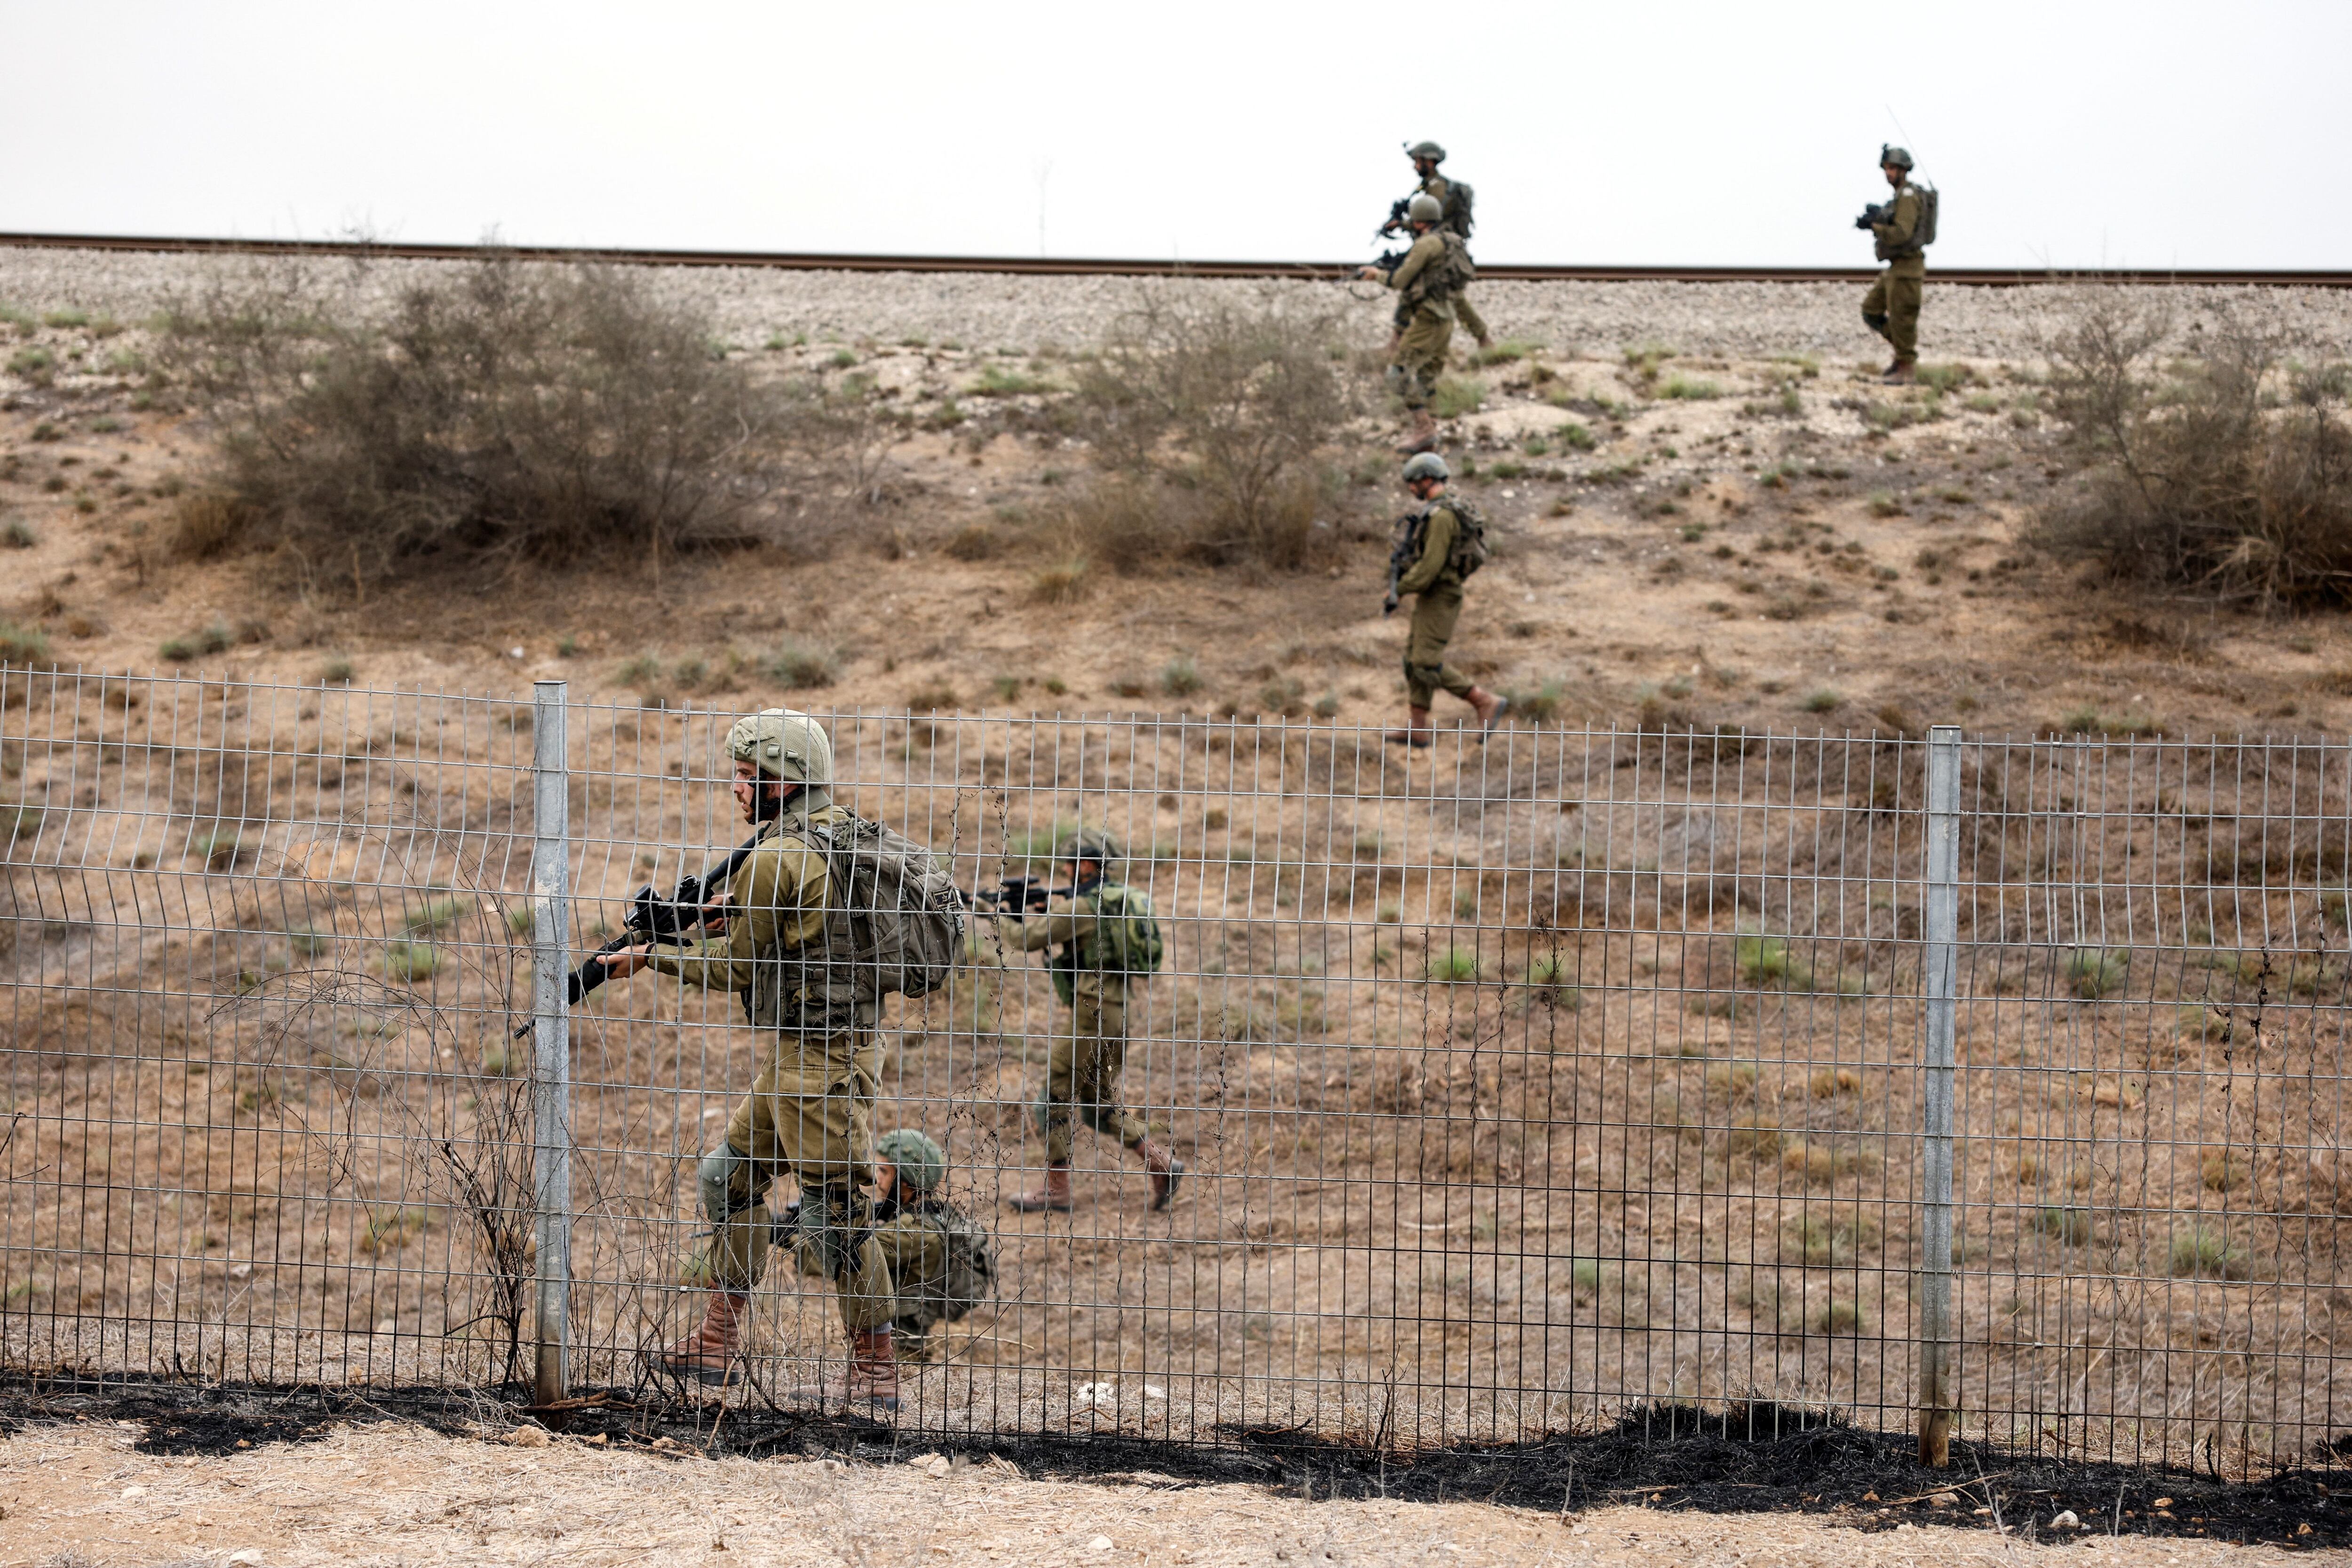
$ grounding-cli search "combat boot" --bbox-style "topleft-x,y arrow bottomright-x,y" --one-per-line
1401,410 -> 1440,456
1136,1138 -> 1185,1210
782,1325 -> 903,1414
1881,359 -> 1915,385
846,1326 -> 901,1414
652,1289 -> 749,1386
1466,687 -> 1512,738
1383,707 -> 1434,748
1008,1162 -> 1073,1212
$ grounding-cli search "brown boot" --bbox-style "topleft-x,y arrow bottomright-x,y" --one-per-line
1400,410 -> 1439,455
846,1326 -> 901,1414
1466,687 -> 1512,737
1881,360 -> 1916,385
1008,1162 -> 1073,1212
1383,707 -> 1434,748
1136,1138 -> 1185,1210
782,1325 -> 903,1414
652,1289 -> 748,1386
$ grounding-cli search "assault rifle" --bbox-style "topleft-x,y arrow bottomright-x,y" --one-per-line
1379,195 -> 1413,236
1382,509 -> 1426,616
1367,247 -> 1408,276
512,831 -> 765,1036
1855,201 -> 1888,232
970,875 -> 1074,917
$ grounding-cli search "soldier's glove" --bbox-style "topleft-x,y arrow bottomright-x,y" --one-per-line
1382,593 -> 1400,618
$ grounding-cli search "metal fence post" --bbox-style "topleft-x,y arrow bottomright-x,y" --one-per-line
1918,724 -> 1961,1465
529,680 -> 572,1408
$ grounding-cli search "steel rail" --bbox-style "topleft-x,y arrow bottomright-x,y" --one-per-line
1,231 -> 2347,287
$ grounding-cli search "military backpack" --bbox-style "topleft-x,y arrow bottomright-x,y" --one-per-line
797,817 -> 968,1012
1406,498 -> 1489,582
893,1200 -> 996,1336
1914,182 -> 1939,247
1439,177 -> 1475,239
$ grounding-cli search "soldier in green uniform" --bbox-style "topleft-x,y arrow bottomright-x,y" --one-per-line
1361,194 -> 1468,456
1381,140 -> 1492,350
1859,144 -> 1925,385
1382,452 -> 1508,746
782,1127 -> 996,1366
991,830 -> 1182,1213
596,708 -> 904,1411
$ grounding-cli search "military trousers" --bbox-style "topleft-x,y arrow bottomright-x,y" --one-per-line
1862,261 -> 1924,362
1388,304 -> 1455,411
1404,584 -> 1477,708
1454,289 -> 1491,346
699,1027 -> 894,1332
1038,989 -> 1150,1165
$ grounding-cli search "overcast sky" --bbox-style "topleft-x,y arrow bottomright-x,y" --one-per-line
5,1 -> 2347,270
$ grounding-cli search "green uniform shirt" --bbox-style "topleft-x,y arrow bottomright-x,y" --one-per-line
1384,229 -> 1451,308
646,796 -> 874,1030
1873,184 -> 1924,263
994,888 -> 1128,1003
1395,501 -> 1463,597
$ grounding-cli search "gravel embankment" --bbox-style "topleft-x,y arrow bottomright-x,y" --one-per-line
6,245 -> 2352,362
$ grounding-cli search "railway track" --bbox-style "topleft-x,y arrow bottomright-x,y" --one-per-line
2,231 -> 2346,288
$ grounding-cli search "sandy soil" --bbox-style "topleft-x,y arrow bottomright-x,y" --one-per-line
0,1419 -> 2319,1568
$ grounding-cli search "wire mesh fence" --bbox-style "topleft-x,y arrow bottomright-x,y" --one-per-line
4,667 -> 2350,1472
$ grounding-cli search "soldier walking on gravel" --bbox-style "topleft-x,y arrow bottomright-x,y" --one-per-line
988,830 -> 1182,1214
1361,194 -> 1475,455
596,708 -> 942,1413
1382,452 -> 1508,747
1858,144 -> 1931,385
1380,140 -> 1493,350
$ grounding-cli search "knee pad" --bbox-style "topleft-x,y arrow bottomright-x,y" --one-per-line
697,1144 -> 757,1226
1863,311 -> 1890,335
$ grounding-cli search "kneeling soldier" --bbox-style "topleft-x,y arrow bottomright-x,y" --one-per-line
992,830 -> 1182,1213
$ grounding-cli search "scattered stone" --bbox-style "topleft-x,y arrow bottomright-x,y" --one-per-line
2050,1509 -> 2083,1530
506,1425 -> 550,1448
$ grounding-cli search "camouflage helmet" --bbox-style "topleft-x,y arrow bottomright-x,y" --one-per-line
1406,193 -> 1444,224
1053,827 -> 1122,867
875,1127 -> 946,1194
1404,140 -> 1446,163
1880,143 -> 1914,171
1402,451 -> 1450,483
725,707 -> 834,784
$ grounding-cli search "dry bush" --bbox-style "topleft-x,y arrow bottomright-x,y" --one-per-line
162,253 -> 790,585
1068,290 -> 1352,571
2036,289 -> 2352,607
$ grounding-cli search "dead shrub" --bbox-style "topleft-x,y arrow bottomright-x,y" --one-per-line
1070,289 -> 1351,571
162,252 -> 790,585
168,491 -> 250,561
2035,289 -> 2352,608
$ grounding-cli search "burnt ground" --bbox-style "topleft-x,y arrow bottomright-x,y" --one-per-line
2,1371 -> 2339,1550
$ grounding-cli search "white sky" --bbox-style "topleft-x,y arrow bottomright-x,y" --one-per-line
5,0 -> 2348,270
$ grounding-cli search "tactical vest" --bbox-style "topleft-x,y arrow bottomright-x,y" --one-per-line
747,813 -> 968,1033
891,1199 -> 996,1336
1048,882 -> 1165,1005
1397,498 -> 1491,589
1430,175 -> 1475,239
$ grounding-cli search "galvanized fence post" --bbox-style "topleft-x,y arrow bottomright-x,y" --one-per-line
1918,724 -> 1961,1465
529,680 -> 573,1407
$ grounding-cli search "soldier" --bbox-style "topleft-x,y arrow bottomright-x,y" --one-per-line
990,829 -> 1182,1213
1381,140 -> 1493,350
1382,451 -> 1508,746
1360,194 -> 1471,456
595,708 -> 904,1411
1858,144 -> 1927,385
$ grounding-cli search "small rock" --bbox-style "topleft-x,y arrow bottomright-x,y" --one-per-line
908,1450 -> 945,1469
1928,1491 -> 1959,1508
506,1425 -> 550,1448
227,1262 -> 254,1280
119,1485 -> 148,1499
2050,1509 -> 2082,1530
227,1552 -> 265,1566
373,1319 -> 396,1334
1087,1536 -> 1113,1552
